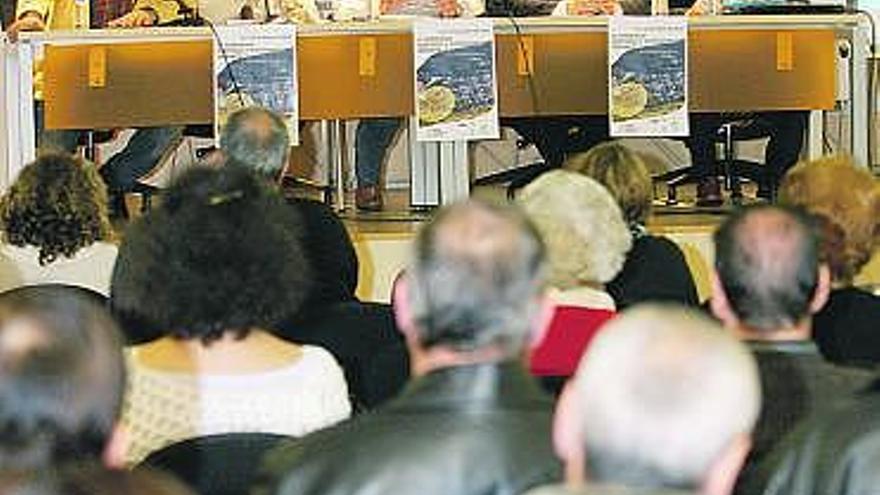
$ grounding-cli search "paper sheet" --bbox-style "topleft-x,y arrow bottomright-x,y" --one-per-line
413,18 -> 499,142
608,16 -> 689,137
213,24 -> 299,145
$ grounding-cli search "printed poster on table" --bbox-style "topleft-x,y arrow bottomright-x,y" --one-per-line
213,24 -> 298,145
413,19 -> 499,142
608,16 -> 688,137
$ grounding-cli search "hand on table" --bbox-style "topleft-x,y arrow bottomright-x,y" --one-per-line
685,0 -> 710,15
107,9 -> 158,28
7,12 -> 46,42
436,0 -> 463,17
568,0 -> 620,16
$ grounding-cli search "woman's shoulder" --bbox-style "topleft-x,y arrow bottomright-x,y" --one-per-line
295,345 -> 345,374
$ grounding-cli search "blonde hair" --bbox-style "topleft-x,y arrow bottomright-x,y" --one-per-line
778,155 -> 880,283
565,142 -> 653,225
517,170 -> 631,288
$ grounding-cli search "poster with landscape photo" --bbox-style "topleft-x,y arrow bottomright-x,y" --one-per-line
213,24 -> 298,145
608,16 -> 688,137
413,18 -> 499,142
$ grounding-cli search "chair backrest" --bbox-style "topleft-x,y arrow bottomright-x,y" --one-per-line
277,300 -> 410,411
0,283 -> 108,307
139,433 -> 292,495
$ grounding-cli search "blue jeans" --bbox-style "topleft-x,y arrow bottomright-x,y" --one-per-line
98,126 -> 183,191
34,101 -> 183,192
355,117 -> 403,188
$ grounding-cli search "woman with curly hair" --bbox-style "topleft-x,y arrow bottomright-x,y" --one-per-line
517,170 -> 632,390
778,156 -> 880,366
110,166 -> 350,465
0,153 -> 116,295
564,142 -> 699,309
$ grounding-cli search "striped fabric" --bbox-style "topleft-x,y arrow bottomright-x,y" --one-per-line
91,0 -> 133,27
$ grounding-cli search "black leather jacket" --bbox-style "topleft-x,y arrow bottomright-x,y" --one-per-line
254,361 -> 561,495
749,381 -> 880,495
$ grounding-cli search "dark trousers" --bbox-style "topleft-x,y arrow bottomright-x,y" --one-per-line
683,111 -> 809,188
34,101 -> 183,192
502,116 -> 610,168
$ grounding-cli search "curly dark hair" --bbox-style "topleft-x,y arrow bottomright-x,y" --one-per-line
110,166 -> 312,343
0,153 -> 112,266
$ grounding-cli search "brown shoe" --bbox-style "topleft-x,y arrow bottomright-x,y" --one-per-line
355,185 -> 384,211
696,177 -> 723,207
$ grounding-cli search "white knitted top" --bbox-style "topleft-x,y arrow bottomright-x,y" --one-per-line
122,345 -> 351,465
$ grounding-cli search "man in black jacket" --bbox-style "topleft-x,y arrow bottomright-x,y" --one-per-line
709,205 -> 873,494
214,107 -> 409,410
254,199 -> 560,495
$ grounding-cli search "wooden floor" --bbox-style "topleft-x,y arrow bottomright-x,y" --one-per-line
334,182 -> 748,236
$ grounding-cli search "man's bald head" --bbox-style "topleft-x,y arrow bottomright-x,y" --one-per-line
220,107 -> 290,181
713,205 -> 821,333
406,200 -> 545,354
571,305 -> 760,489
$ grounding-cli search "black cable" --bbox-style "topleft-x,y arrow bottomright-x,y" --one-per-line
203,17 -> 247,108
158,2 -> 247,108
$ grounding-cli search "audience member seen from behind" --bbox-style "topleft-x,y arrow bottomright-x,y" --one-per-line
709,205 -> 873,494
255,200 -> 560,495
777,156 -> 880,366
527,305 -> 761,495
754,375 -> 880,495
218,107 -> 407,410
517,169 -> 631,385
0,285 -> 126,473
0,153 -> 117,296
565,142 -> 699,309
110,167 -> 350,465
0,463 -> 195,495
220,107 -> 359,310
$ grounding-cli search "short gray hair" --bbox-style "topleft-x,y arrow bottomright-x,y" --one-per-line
714,205 -> 820,333
517,170 -> 631,288
576,305 -> 760,489
220,107 -> 290,180
407,200 -> 545,355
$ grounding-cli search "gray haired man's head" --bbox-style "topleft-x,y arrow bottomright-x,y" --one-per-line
220,107 -> 290,181
713,205 -> 822,333
567,305 -> 760,491
405,200 -> 546,356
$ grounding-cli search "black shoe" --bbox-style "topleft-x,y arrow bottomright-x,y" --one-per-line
107,192 -> 129,220
696,177 -> 723,207
756,185 -> 775,202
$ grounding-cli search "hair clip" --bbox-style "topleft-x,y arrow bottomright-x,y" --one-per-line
207,190 -> 245,206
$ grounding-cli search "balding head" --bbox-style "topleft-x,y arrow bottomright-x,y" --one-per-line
713,205 -> 824,334
0,286 -> 125,471
404,200 -> 545,355
561,305 -> 760,492
220,107 -> 290,181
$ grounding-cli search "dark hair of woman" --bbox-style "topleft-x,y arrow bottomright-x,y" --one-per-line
110,166 -> 312,344
0,153 -> 112,266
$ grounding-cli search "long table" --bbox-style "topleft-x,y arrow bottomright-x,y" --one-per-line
1,15 -> 871,195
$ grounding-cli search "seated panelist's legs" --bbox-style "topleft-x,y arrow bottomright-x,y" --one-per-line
354,117 -> 404,211
503,115 -> 610,169
685,111 -> 807,205
99,126 -> 183,218
762,110 -> 808,195
34,101 -> 81,154
683,113 -> 728,206
352,115 -> 610,210
98,126 -> 184,192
